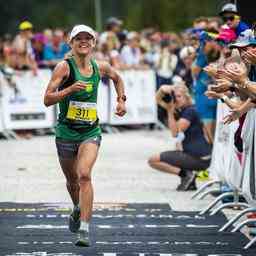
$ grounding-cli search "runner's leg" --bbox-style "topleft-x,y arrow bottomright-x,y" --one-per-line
58,157 -> 79,205
75,142 -> 99,246
77,142 -> 99,222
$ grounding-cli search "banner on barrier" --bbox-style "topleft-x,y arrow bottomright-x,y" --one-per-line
0,73 -> 5,133
1,69 -> 55,130
209,101 -> 238,182
109,70 -> 157,125
241,109 -> 256,201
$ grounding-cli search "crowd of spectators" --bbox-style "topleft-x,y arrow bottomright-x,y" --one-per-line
147,2 -> 256,192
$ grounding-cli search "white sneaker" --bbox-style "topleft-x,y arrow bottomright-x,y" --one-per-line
75,229 -> 90,247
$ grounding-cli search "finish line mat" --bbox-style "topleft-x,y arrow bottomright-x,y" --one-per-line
0,202 -> 255,256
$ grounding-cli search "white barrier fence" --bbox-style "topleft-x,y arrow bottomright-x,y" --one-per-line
209,101 -> 256,200
0,69 -> 157,132
197,101 -> 256,249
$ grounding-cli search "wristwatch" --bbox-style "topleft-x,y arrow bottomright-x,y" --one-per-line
220,95 -> 228,103
117,95 -> 127,102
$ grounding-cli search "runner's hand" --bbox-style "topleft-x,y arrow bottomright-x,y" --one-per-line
115,102 -> 127,116
69,81 -> 86,93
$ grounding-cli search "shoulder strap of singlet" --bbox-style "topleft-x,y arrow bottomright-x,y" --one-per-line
59,58 -> 75,90
90,58 -> 100,81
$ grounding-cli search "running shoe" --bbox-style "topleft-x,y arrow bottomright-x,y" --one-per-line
196,170 -> 209,181
176,172 -> 197,191
75,229 -> 90,247
69,205 -> 80,233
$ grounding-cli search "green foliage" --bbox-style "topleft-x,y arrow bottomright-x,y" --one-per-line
0,0 -> 219,36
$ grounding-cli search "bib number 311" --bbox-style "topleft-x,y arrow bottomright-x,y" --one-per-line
66,101 -> 97,122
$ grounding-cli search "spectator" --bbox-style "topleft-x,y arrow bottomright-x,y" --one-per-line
219,3 -> 250,39
175,46 -> 196,89
99,17 -> 122,50
143,30 -> 161,68
2,34 -> 13,66
12,21 -> 37,74
193,16 -> 209,30
31,33 -> 47,68
148,84 -> 212,191
155,39 -> 178,88
120,31 -> 148,69
207,17 -> 222,33
43,29 -> 70,68
192,36 -> 221,144
95,33 -> 125,69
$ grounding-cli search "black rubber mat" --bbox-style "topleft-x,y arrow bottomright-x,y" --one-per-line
0,202 -> 255,255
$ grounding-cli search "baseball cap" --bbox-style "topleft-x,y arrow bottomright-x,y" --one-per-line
69,25 -> 96,42
219,3 -> 238,16
19,21 -> 33,31
229,37 -> 256,48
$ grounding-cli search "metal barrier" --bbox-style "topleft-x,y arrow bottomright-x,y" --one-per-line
0,69 -> 158,138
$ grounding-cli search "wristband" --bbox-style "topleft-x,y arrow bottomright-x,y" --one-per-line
175,132 -> 185,143
242,79 -> 250,89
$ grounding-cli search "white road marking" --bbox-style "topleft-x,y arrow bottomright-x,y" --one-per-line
186,224 -> 219,228
16,225 -> 68,229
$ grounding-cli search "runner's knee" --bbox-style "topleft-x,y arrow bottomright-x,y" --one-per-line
78,172 -> 91,185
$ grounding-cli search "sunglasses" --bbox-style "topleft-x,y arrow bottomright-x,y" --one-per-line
222,16 -> 235,22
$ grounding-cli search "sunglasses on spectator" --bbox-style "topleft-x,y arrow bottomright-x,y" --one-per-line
222,15 -> 239,22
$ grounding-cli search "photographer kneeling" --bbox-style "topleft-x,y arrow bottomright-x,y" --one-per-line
148,84 -> 212,191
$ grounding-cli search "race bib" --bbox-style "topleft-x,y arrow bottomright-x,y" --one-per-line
66,101 -> 97,122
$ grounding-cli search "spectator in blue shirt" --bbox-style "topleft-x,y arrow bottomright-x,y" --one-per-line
192,39 -> 220,144
43,29 -> 70,68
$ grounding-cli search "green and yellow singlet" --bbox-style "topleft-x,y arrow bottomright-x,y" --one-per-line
55,57 -> 101,141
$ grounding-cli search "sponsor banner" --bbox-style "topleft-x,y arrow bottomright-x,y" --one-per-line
1,69 -> 55,130
109,70 -> 157,125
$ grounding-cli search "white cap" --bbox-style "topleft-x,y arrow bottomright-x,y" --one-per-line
179,46 -> 195,59
219,3 -> 238,15
127,31 -> 139,40
69,24 -> 96,42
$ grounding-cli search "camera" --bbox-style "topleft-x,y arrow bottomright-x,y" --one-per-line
162,90 -> 176,103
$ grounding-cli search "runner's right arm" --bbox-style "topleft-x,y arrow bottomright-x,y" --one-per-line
44,61 -> 85,107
